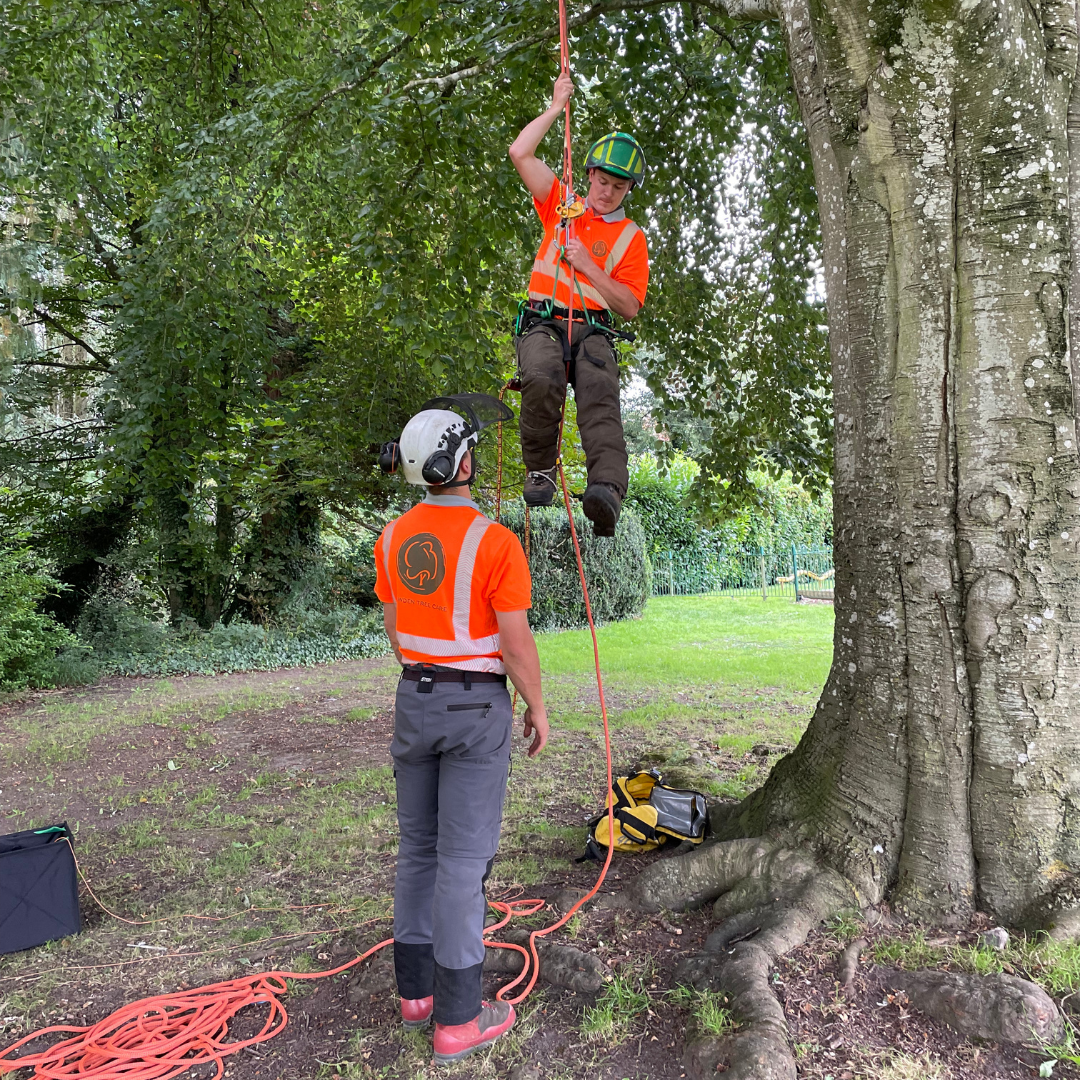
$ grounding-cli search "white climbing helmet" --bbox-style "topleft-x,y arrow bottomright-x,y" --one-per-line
399,409 -> 475,487
379,393 -> 515,487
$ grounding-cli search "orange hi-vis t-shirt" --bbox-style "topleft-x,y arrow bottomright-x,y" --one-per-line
374,493 -> 532,674
527,178 -> 649,314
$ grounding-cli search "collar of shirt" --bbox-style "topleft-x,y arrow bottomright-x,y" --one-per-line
583,197 -> 626,224
423,491 -> 480,509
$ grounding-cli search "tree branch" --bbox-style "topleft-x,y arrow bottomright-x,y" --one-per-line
699,0 -> 778,19
400,0 -> 776,95
231,32 -> 423,250
12,455 -> 100,465
73,198 -> 122,281
330,505 -> 385,536
31,307 -> 108,365
0,419 -> 105,446
289,33 -> 420,127
13,358 -> 110,374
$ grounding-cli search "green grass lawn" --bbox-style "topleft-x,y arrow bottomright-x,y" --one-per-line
0,595 -> 836,1080
539,595 -> 834,691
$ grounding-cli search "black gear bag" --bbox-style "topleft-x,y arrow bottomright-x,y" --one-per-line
0,822 -> 81,955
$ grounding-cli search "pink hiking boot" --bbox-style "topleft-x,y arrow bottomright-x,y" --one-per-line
433,1001 -> 515,1064
400,996 -> 433,1030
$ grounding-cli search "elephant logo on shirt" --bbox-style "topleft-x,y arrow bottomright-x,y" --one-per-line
398,533 -> 446,595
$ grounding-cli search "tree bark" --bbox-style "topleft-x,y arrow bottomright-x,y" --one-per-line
717,0 -> 1080,925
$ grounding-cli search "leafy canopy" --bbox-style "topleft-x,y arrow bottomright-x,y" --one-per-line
0,0 -> 828,618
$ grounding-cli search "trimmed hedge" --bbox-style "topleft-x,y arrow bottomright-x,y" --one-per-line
626,455 -> 832,558
500,505 -> 650,633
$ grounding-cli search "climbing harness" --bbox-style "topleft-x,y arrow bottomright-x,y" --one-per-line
0,5 -> 618,1078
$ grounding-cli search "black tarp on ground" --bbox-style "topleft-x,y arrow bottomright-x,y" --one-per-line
0,823 -> 81,955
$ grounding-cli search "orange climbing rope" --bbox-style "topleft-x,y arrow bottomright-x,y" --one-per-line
486,0 -> 617,1002
0,5 -> 614,1076
557,0 -> 580,351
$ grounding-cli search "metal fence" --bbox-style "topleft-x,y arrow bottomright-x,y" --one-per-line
651,545 -> 834,601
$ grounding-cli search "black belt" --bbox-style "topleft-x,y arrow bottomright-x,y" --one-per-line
527,301 -> 613,328
400,666 -> 507,693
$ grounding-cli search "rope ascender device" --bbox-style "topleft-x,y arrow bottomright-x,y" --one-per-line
0,4 -> 617,1078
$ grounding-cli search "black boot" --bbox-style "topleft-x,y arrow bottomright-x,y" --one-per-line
582,482 -> 622,537
523,467 -> 558,507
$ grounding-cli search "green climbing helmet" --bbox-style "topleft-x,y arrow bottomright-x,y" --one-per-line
584,132 -> 647,188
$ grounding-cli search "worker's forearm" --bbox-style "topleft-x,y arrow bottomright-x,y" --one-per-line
582,263 -> 640,320
509,104 -> 562,163
383,605 -> 403,664
502,642 -> 545,714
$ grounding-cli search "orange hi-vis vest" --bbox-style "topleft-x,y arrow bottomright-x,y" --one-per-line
527,179 -> 649,314
374,494 -> 532,674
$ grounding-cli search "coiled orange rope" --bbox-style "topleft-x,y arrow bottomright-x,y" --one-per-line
0,947 -> 390,1080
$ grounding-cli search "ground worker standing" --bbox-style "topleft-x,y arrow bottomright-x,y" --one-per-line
374,394 -> 549,1065
509,70 -> 649,537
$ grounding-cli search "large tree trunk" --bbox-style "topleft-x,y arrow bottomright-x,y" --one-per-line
718,0 -> 1080,926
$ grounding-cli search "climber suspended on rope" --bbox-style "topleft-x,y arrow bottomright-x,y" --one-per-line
509,69 -> 649,537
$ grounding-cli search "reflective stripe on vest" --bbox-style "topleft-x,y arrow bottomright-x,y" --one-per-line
381,518 -> 396,603
605,221 -> 641,276
528,237 -> 609,310
394,515 -> 502,658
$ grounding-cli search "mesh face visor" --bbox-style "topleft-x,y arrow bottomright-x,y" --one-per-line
420,393 -> 515,436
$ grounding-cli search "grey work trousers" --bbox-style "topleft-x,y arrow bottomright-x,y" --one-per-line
391,675 -> 513,1026
515,320 -> 629,497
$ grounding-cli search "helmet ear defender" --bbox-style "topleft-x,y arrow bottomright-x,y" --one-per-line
379,441 -> 400,474
421,430 -> 464,485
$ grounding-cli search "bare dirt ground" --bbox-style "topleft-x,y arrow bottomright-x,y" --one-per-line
1,657 -> 1076,1079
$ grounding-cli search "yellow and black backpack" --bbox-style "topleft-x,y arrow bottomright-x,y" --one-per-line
580,770 -> 709,861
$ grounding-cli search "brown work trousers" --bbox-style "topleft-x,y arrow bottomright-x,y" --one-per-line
514,320 -> 629,497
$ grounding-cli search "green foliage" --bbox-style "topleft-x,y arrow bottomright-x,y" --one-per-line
871,931 -> 1080,1007
668,987 -> 738,1037
870,930 -> 943,971
625,454 -> 701,554
626,454 -> 832,558
0,541 -> 77,689
1024,939 -> 1080,998
0,0 -> 827,626
825,909 -> 866,945
78,600 -> 388,678
500,506 -> 650,633
1041,1017 -> 1080,1070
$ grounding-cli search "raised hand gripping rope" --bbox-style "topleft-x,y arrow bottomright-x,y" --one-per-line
0,4 -> 616,1076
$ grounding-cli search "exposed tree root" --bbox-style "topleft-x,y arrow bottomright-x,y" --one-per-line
615,838 -> 857,1080
681,941 -> 798,1080
345,939 -> 613,1003
482,929 -> 614,993
869,967 -> 1064,1044
838,936 -> 866,997
605,837 -> 1068,1074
